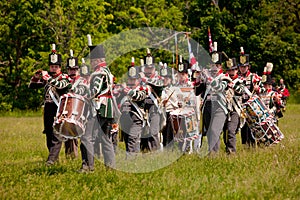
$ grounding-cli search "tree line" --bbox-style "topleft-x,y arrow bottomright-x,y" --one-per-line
0,0 -> 299,111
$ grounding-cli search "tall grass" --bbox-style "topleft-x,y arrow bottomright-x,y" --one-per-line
0,105 -> 299,199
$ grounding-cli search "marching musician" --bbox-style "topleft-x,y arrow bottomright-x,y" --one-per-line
238,47 -> 265,147
29,44 -> 72,166
160,63 -> 179,147
194,42 -> 231,154
175,55 -> 193,87
63,50 -> 86,160
139,48 -> 165,152
120,58 -> 147,157
88,37 -> 116,169
223,57 -> 245,154
173,56 -> 197,153
278,78 -> 289,112
65,53 -> 95,173
260,63 -> 283,121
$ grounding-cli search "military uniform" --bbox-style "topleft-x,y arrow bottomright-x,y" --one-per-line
64,51 -> 83,159
238,48 -> 265,146
160,64 -> 179,147
140,49 -> 165,152
260,63 -> 283,120
89,44 -> 116,168
195,43 -> 231,153
29,44 -> 71,165
120,59 -> 148,157
223,58 -> 244,154
173,57 -> 198,153
125,85 -> 149,154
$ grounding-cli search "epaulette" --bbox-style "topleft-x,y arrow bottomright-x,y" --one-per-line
59,73 -> 69,80
222,74 -> 232,82
252,73 -> 262,83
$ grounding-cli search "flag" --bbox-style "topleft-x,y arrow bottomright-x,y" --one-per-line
187,38 -> 197,69
208,27 -> 213,53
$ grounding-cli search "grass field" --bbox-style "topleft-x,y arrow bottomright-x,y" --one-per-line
0,105 -> 299,199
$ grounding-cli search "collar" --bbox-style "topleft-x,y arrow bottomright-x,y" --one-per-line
244,70 -> 251,77
94,62 -> 107,71
51,71 -> 62,78
71,75 -> 81,83
217,69 -> 223,75
230,74 -> 238,80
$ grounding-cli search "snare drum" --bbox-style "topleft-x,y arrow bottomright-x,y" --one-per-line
170,108 -> 199,142
258,116 -> 284,145
243,95 -> 269,125
53,93 -> 89,139
243,95 -> 284,145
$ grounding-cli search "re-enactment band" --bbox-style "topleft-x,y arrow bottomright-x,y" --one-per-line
29,35 -> 287,171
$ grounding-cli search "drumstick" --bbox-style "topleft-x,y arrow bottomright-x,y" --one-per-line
162,90 -> 175,106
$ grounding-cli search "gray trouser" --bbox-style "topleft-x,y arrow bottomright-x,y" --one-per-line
223,111 -> 239,153
120,112 -> 142,155
96,115 -> 116,168
80,116 -> 96,169
47,133 -> 62,162
205,102 -> 227,153
124,116 -> 143,154
141,106 -> 161,152
162,112 -> 173,147
65,139 -> 78,158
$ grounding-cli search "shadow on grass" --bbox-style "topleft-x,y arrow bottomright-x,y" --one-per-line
26,162 -> 68,176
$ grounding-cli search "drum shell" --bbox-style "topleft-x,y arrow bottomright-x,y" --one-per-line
243,95 -> 284,145
170,108 -> 198,140
53,93 -> 88,139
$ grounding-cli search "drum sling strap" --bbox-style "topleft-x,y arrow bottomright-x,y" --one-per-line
129,99 -> 149,127
149,91 -> 167,129
49,89 -> 59,106
201,83 -> 211,114
72,77 -> 84,90
149,92 -> 161,114
232,96 -> 243,117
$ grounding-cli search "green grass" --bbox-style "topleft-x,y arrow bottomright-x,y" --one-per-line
0,105 -> 299,199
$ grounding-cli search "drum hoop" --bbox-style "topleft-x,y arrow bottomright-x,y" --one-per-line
56,119 -> 85,139
170,110 -> 199,139
62,93 -> 86,101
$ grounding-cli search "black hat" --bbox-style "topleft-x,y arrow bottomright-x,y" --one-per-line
80,58 -> 90,76
89,45 -> 105,59
177,55 -> 189,73
87,34 -> 105,59
48,44 -> 62,66
144,48 -> 155,67
160,63 -> 172,78
238,47 -> 250,67
264,75 -> 273,85
66,50 -> 79,69
226,58 -> 238,70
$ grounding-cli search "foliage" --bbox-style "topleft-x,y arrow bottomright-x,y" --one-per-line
0,0 -> 299,110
